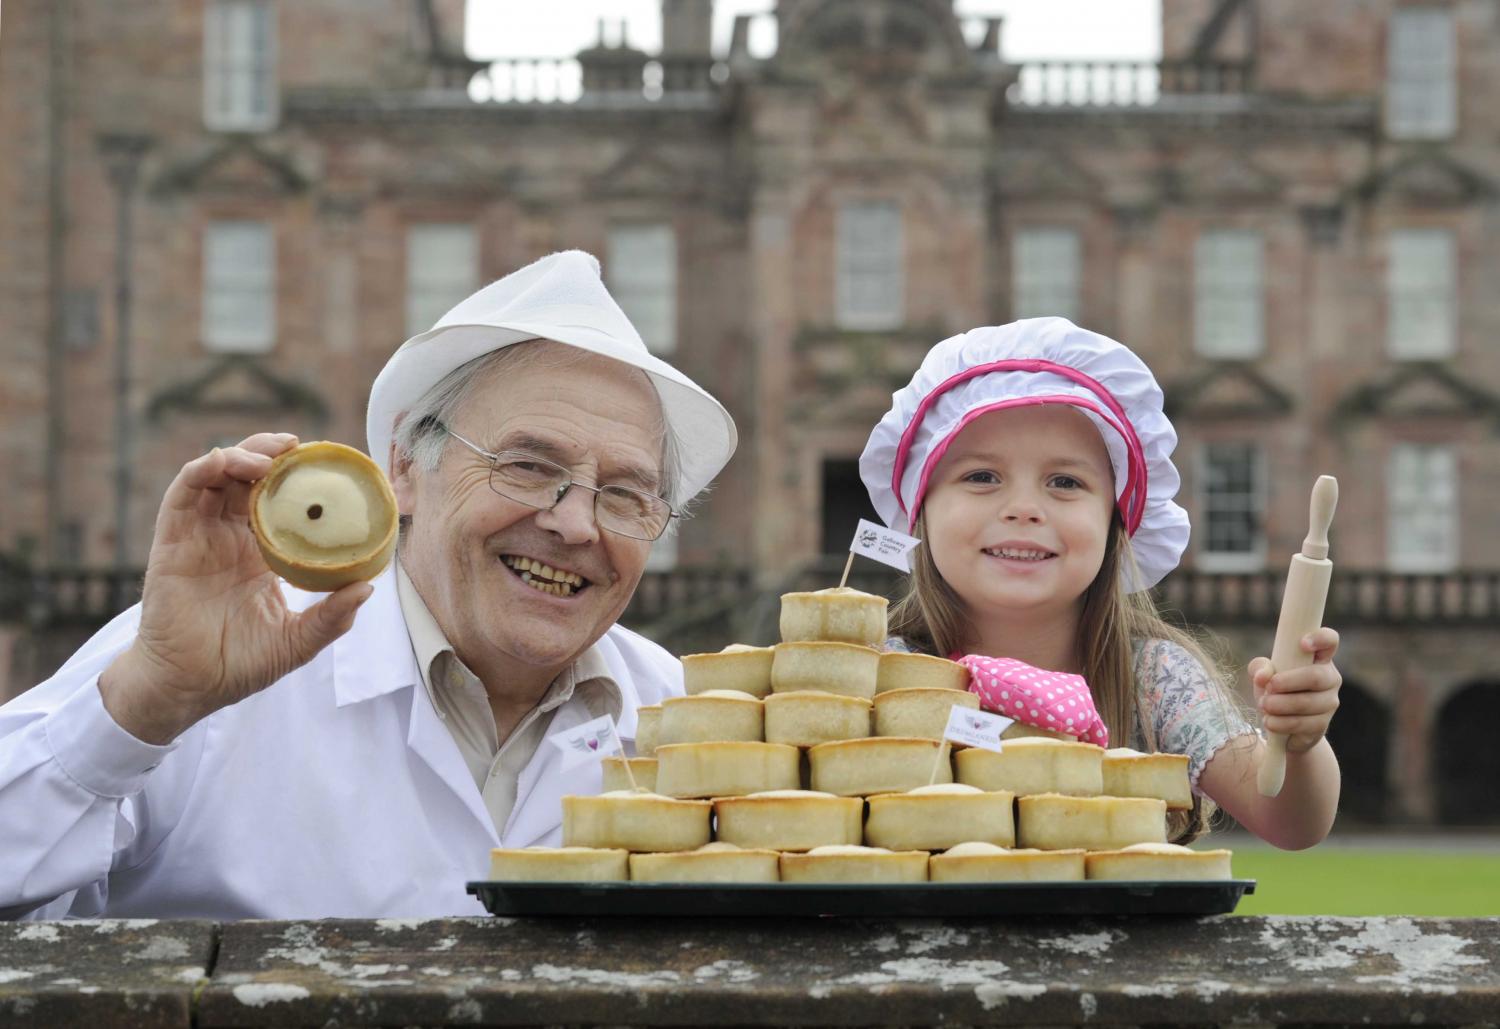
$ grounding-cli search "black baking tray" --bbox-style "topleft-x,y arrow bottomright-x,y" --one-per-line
467,879 -> 1256,918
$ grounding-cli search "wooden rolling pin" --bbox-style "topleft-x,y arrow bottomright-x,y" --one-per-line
1258,475 -> 1338,798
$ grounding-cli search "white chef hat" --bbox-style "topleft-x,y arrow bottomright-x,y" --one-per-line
859,317 -> 1189,591
367,250 -> 737,503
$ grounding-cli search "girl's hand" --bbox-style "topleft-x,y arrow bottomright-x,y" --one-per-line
1248,627 -> 1342,754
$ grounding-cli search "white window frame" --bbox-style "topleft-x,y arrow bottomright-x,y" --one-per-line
835,200 -> 903,330
1012,226 -> 1081,322
204,0 -> 278,132
1387,228 -> 1457,360
1386,6 -> 1457,140
1387,443 -> 1458,572
405,223 -> 478,338
1196,442 -> 1266,573
606,223 -> 678,355
203,220 -> 275,353
1194,229 -> 1264,359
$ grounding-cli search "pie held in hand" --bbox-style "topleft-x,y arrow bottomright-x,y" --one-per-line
249,441 -> 399,592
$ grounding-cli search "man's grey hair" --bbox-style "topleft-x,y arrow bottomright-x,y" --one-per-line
391,341 -> 686,516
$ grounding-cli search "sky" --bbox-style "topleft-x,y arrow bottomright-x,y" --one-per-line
465,1 -> 1163,63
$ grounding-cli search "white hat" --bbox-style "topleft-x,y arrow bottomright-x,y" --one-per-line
859,317 -> 1189,591
366,250 -> 737,503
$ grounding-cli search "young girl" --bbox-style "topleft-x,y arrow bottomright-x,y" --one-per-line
859,318 -> 1342,849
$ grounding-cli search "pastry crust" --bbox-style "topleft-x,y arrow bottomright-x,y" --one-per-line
954,737 -> 1104,797
249,441 -> 398,592
599,756 -> 658,794
876,652 -> 969,694
807,737 -> 952,796
873,687 -> 979,740
1084,842 -> 1233,881
779,587 -> 889,646
488,846 -> 629,882
928,842 -> 1086,882
634,706 -> 662,757
659,691 -> 764,745
629,843 -> 781,883
653,741 -> 802,798
1016,793 -> 1168,851
779,845 -> 929,884
763,691 -> 872,747
712,790 -> 864,852
561,792 -> 712,852
864,784 -> 1016,851
1101,748 -> 1193,810
771,642 -> 881,700
681,646 -> 774,698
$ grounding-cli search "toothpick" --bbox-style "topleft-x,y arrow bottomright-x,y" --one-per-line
837,551 -> 855,589
926,740 -> 950,786
622,757 -> 643,793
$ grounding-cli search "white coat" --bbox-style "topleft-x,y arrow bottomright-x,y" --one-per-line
0,565 -> 682,919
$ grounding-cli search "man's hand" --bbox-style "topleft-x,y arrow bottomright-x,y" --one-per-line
1248,626 -> 1342,754
98,433 -> 373,744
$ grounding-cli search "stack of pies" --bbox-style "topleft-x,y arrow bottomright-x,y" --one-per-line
490,585 -> 1231,886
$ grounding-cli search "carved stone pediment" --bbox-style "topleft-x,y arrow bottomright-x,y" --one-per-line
146,356 -> 328,422
1163,362 -> 1293,420
1355,152 -> 1498,207
995,149 -> 1101,202
1333,362 -> 1500,427
151,138 -> 311,198
1168,149 -> 1284,204
777,0 -> 973,81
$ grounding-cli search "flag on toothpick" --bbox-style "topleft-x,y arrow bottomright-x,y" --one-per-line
849,518 -> 922,573
943,705 -> 1013,754
549,714 -> 623,771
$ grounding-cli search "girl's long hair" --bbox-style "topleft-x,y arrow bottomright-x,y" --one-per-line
889,509 -> 1244,842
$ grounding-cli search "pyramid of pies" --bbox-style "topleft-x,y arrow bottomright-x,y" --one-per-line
659,691 -> 764,745
864,784 -> 1016,851
876,652 -> 969,694
763,690 -> 872,747
780,845 -> 929,883
1016,793 -> 1167,851
928,842 -> 1087,882
873,687 -> 980,740
489,846 -> 629,882
954,737 -> 1104,797
771,641 -> 880,700
562,792 -> 712,852
633,705 -> 663,757
681,645 -> 774,698
779,587 -> 888,646
629,842 -> 781,883
654,741 -> 801,798
249,441 -> 399,592
1101,748 -> 1192,810
808,736 -> 951,796
712,790 -> 864,852
1085,842 -> 1233,881
600,756 -> 658,794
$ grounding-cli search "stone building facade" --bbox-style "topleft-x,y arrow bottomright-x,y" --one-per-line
2,0 -> 1498,823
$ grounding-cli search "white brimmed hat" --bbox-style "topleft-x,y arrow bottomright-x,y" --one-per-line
859,317 -> 1189,590
366,250 -> 737,503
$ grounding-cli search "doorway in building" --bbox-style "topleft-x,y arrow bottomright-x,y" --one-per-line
1434,681 -> 1500,824
820,458 -> 882,555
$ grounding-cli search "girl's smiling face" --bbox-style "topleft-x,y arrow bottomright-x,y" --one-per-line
921,405 -> 1116,626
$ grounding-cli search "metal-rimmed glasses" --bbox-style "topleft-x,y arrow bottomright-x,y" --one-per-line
442,426 -> 677,542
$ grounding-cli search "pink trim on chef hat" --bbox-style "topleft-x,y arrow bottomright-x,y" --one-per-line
858,317 -> 1189,591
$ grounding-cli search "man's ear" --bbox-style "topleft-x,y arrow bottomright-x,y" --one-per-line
390,439 -> 417,517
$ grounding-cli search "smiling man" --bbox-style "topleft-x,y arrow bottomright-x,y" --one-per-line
0,252 -> 736,919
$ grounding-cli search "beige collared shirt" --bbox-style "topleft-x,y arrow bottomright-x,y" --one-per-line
395,560 -> 623,835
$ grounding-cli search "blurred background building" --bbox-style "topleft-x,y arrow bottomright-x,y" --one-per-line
2,0 -> 1497,824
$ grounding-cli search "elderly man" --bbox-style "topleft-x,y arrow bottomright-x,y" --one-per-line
0,251 -> 736,919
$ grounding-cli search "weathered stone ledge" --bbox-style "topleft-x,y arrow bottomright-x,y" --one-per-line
3,915 -> 1497,1027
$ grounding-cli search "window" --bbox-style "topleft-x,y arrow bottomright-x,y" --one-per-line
836,201 -> 903,330
204,0 -> 278,132
1388,443 -> 1457,571
607,223 -> 678,354
1194,230 -> 1264,359
1198,443 -> 1265,572
1388,229 -> 1456,359
1387,6 -> 1457,140
203,221 -> 274,352
645,530 -> 678,571
405,224 -> 478,337
1012,227 -> 1081,321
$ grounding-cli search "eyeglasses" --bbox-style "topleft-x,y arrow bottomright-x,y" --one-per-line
442,427 -> 677,542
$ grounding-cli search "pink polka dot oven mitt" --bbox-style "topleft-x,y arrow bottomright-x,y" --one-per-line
955,654 -> 1109,747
